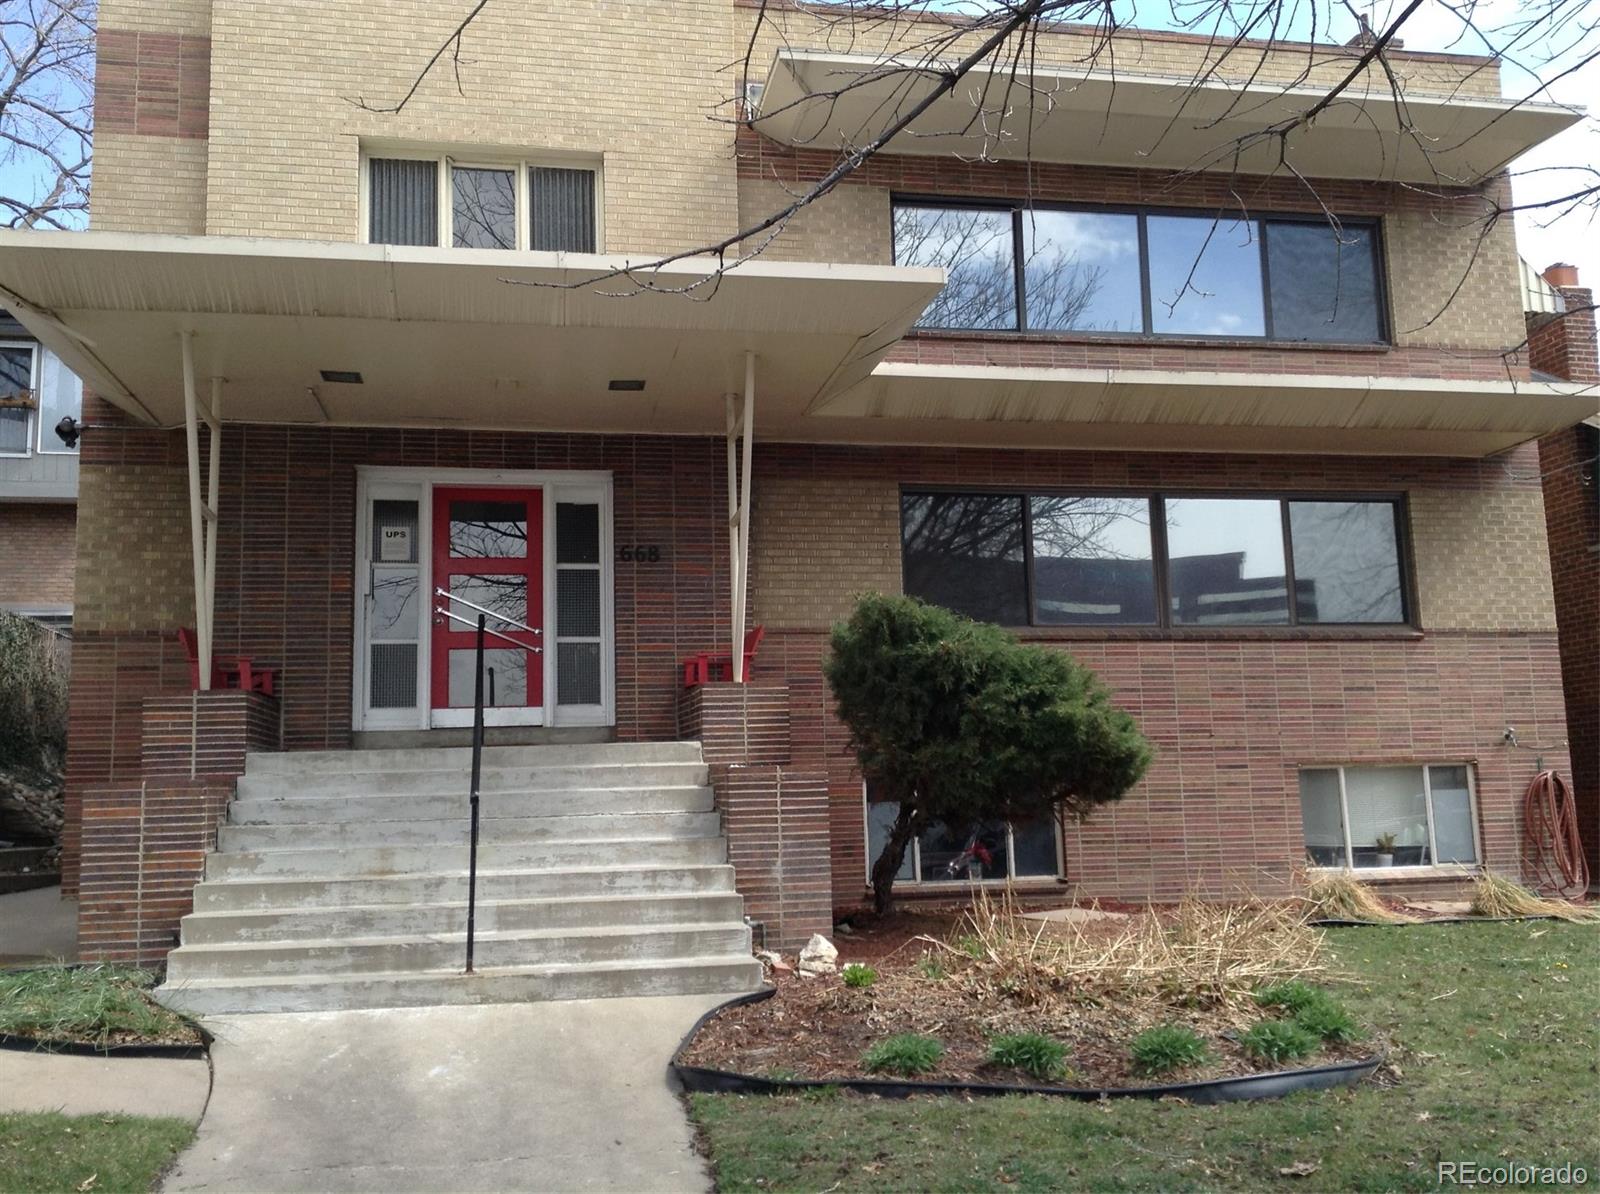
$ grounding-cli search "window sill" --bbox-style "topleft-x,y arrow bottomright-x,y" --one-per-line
1011,625 -> 1425,643
1308,865 -> 1480,882
863,878 -> 1064,894
904,328 -> 1395,354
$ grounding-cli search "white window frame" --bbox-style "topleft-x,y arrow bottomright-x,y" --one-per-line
358,146 -> 604,252
0,340 -> 37,459
34,345 -> 82,455
860,786 -> 1064,887
1299,762 -> 1483,876
352,466 -> 615,733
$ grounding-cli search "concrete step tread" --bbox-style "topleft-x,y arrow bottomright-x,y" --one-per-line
167,921 -> 749,954
182,891 -> 739,921
244,742 -> 704,774
237,784 -> 712,803
193,862 -> 735,886
215,833 -> 722,854
156,953 -> 761,992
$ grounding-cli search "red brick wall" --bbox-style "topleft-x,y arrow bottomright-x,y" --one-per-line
1538,423 -> 1598,878
95,29 -> 211,139
77,780 -> 233,964
714,763 -> 833,952
0,503 -> 77,609
1527,286 -> 1598,384
679,681 -> 791,765
142,691 -> 281,780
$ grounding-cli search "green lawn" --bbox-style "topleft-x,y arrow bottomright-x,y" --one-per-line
689,922 -> 1599,1192
0,1113 -> 195,1194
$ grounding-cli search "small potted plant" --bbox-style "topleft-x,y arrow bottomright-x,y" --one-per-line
1374,832 -> 1397,867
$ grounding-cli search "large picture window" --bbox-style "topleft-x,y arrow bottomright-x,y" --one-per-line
865,794 -> 1060,885
893,198 -> 1386,343
1299,764 -> 1478,870
368,153 -> 598,253
901,490 -> 1410,629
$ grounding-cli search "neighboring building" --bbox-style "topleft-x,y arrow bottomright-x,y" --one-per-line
1527,262 -> 1599,884
0,2 -> 1593,1006
0,312 -> 82,630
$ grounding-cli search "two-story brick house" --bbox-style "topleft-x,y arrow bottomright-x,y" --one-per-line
0,1 -> 1591,1012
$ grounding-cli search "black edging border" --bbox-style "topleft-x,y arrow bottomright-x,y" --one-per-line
670,987 -> 1384,1106
0,964 -> 211,1060
1309,915 -> 1570,928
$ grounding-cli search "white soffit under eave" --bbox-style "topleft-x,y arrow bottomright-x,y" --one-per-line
755,49 -> 1583,185
0,230 -> 945,429
814,362 -> 1600,456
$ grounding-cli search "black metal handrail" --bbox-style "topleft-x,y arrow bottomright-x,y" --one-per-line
433,591 -> 543,974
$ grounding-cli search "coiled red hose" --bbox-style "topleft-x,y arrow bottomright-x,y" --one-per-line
1521,770 -> 1590,898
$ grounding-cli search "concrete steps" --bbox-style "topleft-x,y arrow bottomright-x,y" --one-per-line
155,741 -> 761,1014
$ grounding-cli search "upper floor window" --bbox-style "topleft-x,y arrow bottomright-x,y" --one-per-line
0,341 -> 81,457
892,199 -> 1386,344
366,154 -> 599,253
901,490 -> 1409,629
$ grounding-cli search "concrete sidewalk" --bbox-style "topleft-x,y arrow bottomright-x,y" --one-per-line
0,1050 -> 210,1120
0,884 -> 76,965
163,994 -> 727,1193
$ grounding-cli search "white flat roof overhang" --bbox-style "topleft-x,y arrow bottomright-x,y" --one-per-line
755,49 -> 1584,184
0,230 -> 945,432
817,363 -> 1599,456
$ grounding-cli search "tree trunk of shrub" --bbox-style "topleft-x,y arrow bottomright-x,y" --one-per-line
871,803 -> 921,915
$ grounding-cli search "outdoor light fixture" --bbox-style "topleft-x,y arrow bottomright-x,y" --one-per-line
607,379 -> 646,391
54,416 -> 83,449
319,370 -> 364,384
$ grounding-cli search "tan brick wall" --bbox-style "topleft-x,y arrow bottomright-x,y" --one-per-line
194,0 -> 738,252
90,134 -> 208,233
0,503 -> 77,609
100,0 -> 211,35
739,179 -> 891,265
1409,485 -> 1556,632
748,445 -> 1558,633
1384,179 -> 1525,352
750,474 -> 901,627
73,464 -> 194,633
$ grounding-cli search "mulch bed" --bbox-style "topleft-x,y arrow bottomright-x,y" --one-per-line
686,911 -> 1374,1091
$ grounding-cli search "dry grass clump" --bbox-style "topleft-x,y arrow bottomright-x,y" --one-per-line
1469,873 -> 1600,922
912,889 -> 1326,1016
1298,870 -> 1414,923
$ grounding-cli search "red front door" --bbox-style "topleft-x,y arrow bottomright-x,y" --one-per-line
430,486 -> 544,716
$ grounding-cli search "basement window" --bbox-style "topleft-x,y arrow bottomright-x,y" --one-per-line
1299,764 -> 1480,871
864,791 -> 1060,885
366,151 -> 599,253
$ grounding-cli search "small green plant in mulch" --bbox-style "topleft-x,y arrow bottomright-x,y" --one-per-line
916,954 -> 947,981
841,963 -> 878,989
1292,996 -> 1362,1044
1254,980 -> 1325,1014
986,1032 -> 1068,1081
1129,1024 -> 1209,1075
861,1034 -> 944,1077
1239,1020 -> 1320,1064
763,1065 -> 799,1083
0,966 -> 201,1048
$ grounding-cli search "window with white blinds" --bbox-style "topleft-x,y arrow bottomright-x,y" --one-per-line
367,154 -> 599,252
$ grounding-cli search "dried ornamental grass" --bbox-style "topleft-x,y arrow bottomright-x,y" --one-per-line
1469,873 -> 1600,922
1299,870 -> 1414,923
902,889 -> 1328,1019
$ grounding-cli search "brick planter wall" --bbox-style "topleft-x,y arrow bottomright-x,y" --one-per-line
76,690 -> 280,964
713,763 -> 832,952
678,681 -> 791,765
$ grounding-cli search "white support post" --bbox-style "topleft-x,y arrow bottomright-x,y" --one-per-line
725,391 -> 741,683
180,333 -> 222,691
736,352 -> 755,682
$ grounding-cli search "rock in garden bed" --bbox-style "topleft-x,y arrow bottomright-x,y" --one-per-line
681,896 -> 1382,1093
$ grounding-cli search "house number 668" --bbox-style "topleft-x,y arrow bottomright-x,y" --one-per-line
618,545 -> 662,563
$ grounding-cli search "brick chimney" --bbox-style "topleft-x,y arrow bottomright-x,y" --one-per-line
1528,263 -> 1598,383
